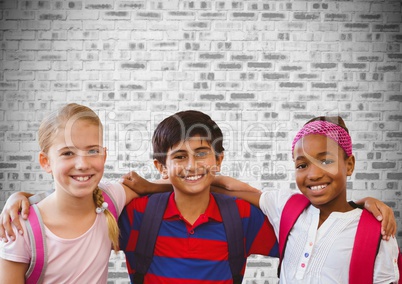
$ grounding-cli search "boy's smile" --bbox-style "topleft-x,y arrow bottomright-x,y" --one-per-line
159,135 -> 223,197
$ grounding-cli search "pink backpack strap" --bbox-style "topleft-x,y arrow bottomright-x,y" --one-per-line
278,193 -> 310,276
22,188 -> 117,284
25,204 -> 47,284
398,250 -> 402,284
349,209 -> 381,284
102,190 -> 118,220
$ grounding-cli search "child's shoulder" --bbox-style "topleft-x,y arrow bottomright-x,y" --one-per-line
98,179 -> 124,192
226,195 -> 266,218
124,193 -> 154,212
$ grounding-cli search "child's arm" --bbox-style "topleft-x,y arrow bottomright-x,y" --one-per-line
121,172 -> 265,208
0,258 -> 28,284
212,176 -> 397,240
121,171 -> 173,197
355,197 -> 396,240
0,171 -> 170,239
0,192 -> 32,242
211,175 -> 262,208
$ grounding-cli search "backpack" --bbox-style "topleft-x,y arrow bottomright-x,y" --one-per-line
279,194 -> 401,284
132,192 -> 245,284
24,191 -> 118,284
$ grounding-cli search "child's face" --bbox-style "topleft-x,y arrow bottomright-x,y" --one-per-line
293,134 -> 355,209
156,135 -> 223,197
39,120 -> 106,198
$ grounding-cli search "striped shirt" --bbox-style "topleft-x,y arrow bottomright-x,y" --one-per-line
119,192 -> 278,284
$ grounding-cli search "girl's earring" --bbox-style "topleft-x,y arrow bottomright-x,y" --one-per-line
162,170 -> 168,179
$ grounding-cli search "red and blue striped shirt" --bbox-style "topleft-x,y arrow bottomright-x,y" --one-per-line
119,192 -> 278,283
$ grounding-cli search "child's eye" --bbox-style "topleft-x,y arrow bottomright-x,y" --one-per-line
88,148 -> 100,155
295,163 -> 307,170
62,151 -> 74,156
322,159 -> 334,165
173,155 -> 187,160
195,150 -> 210,158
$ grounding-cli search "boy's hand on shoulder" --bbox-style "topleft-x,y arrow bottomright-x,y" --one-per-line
359,197 -> 396,240
0,192 -> 31,242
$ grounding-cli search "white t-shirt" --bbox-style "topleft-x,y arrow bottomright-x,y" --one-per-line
0,180 -> 126,284
259,188 -> 400,284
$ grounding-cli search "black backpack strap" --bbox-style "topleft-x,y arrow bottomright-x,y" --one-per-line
133,192 -> 170,284
213,193 -> 245,284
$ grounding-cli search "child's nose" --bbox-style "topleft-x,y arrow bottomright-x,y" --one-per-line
185,156 -> 195,170
75,154 -> 90,170
185,155 -> 203,171
307,164 -> 324,180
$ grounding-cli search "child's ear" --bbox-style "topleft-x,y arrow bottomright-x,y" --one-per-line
215,153 -> 224,172
39,152 -> 52,173
153,159 -> 168,179
103,147 -> 107,163
346,155 -> 355,176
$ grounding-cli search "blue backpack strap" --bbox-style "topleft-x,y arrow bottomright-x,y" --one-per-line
25,204 -> 47,284
133,192 -> 170,284
349,209 -> 382,284
212,193 -> 245,284
278,193 -> 310,277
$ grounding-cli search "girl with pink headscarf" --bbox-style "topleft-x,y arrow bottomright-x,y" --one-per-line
214,116 -> 399,283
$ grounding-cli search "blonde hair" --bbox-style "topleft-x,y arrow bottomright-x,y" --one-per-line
38,103 -> 120,251
93,187 -> 120,251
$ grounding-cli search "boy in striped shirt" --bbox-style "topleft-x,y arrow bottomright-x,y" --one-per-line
119,110 -> 279,283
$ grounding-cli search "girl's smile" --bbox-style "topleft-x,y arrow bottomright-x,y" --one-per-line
71,174 -> 95,182
40,120 -> 106,199
308,183 -> 328,192
294,134 -> 355,212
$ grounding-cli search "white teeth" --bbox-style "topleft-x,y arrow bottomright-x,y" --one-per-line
310,184 -> 327,191
75,176 -> 90,182
185,175 -> 202,181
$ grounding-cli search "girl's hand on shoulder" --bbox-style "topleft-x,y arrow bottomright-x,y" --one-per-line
358,197 -> 396,240
0,192 -> 31,242
121,171 -> 154,196
121,171 -> 172,201
213,175 -> 261,193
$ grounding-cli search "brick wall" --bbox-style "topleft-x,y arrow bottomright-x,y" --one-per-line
0,0 -> 401,282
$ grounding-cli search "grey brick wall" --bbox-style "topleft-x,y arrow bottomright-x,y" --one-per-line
0,0 -> 401,283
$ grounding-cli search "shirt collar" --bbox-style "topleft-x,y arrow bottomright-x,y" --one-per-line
164,192 -> 223,222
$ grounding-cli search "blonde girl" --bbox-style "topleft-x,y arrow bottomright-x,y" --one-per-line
0,103 -> 137,283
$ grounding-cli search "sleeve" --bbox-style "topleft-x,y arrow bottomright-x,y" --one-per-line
98,180 -> 126,216
373,237 -> 400,284
118,196 -> 149,276
259,188 -> 294,238
241,200 -> 278,258
0,216 -> 31,264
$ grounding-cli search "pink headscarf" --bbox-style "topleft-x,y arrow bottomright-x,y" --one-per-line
292,120 -> 352,158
